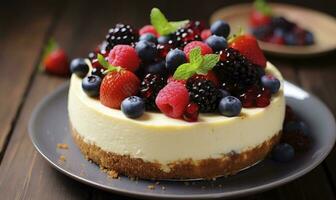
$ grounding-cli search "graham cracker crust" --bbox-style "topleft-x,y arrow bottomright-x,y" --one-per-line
71,127 -> 281,180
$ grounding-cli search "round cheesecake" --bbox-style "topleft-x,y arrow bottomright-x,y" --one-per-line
68,62 -> 285,179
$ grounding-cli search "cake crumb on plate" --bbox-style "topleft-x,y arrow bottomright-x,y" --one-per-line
57,143 -> 69,149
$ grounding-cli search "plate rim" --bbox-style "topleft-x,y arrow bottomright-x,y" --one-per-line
28,81 -> 336,199
210,3 -> 336,57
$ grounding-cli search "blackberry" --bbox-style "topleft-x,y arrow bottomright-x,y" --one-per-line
174,27 -> 201,47
140,74 -> 167,110
186,78 -> 221,112
214,48 -> 260,94
105,24 -> 138,49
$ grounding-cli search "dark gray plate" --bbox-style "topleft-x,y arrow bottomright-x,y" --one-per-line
28,81 -> 336,199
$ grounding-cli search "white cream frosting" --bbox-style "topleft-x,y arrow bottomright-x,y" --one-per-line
68,62 -> 285,166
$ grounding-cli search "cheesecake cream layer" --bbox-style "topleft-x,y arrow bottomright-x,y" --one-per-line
68,62 -> 285,166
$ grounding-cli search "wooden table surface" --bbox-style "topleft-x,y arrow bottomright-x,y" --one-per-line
1,0 -> 336,199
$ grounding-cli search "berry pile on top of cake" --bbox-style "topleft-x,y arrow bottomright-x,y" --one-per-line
70,8 -> 280,122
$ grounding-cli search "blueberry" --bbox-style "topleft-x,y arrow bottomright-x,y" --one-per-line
272,143 -> 295,162
158,35 -> 170,44
139,33 -> 157,44
284,121 -> 309,136
274,28 -> 285,37
210,20 -> 230,38
146,60 -> 166,74
251,26 -> 271,39
304,31 -> 314,45
205,35 -> 227,52
81,75 -> 102,97
70,58 -> 89,78
219,89 -> 230,98
121,96 -> 145,118
135,40 -> 158,61
284,33 -> 297,45
261,75 -> 280,94
165,49 -> 187,73
219,96 -> 242,117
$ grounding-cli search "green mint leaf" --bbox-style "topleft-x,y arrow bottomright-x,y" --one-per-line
97,54 -> 110,69
189,47 -> 203,67
202,54 -> 220,71
254,0 -> 272,16
150,8 -> 189,35
173,63 -> 197,80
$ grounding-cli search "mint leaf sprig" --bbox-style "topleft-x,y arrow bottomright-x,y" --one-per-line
97,54 -> 122,74
150,8 -> 189,36
254,0 -> 272,16
173,47 -> 220,80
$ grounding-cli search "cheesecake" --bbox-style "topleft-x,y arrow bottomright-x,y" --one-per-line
68,8 -> 285,179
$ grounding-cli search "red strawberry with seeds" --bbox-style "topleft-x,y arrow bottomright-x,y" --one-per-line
155,82 -> 189,118
108,45 -> 140,72
43,49 -> 69,76
229,34 -> 267,68
100,70 -> 140,109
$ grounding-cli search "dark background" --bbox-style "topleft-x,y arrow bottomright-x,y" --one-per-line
0,0 -> 336,199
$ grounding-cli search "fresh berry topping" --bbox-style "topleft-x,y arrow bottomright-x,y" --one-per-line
210,20 -> 230,38
81,75 -> 102,97
100,40 -> 113,52
43,49 -> 69,76
206,35 -> 228,52
108,45 -> 140,72
139,25 -> 159,37
155,82 -> 189,118
272,143 -> 295,162
106,24 -> 138,48
146,60 -> 167,75
186,78 -> 221,112
249,10 -> 271,28
121,96 -> 145,118
174,27 -> 201,47
218,96 -> 242,117
261,75 -> 280,94
88,52 -> 96,61
91,67 -> 105,78
183,103 -> 199,122
256,87 -> 271,107
157,43 -> 173,58
229,34 -> 267,68
201,29 -> 212,40
167,76 -> 187,85
140,73 -> 167,110
70,58 -> 89,78
183,41 -> 212,58
283,121 -> 309,136
135,40 -> 158,62
192,71 -> 220,87
166,49 -> 187,73
214,48 -> 260,90
100,70 -> 140,109
139,33 -> 158,44
158,35 -> 171,44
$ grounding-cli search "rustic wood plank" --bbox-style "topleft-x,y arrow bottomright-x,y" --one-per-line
0,1 -> 58,157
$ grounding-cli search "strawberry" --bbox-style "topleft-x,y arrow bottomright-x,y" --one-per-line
229,34 -> 267,68
100,70 -> 140,109
249,10 -> 271,28
249,0 -> 272,28
43,49 -> 69,76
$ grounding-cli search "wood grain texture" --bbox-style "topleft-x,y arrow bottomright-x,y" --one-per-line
0,0 -> 335,199
0,1 -> 56,156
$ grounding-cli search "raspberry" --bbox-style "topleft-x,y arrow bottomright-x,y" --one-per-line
108,45 -> 140,72
167,76 -> 187,85
183,41 -> 212,59
139,25 -> 159,37
201,29 -> 212,40
155,82 -> 189,118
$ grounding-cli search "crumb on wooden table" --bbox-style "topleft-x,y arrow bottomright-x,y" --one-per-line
57,143 -> 69,149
